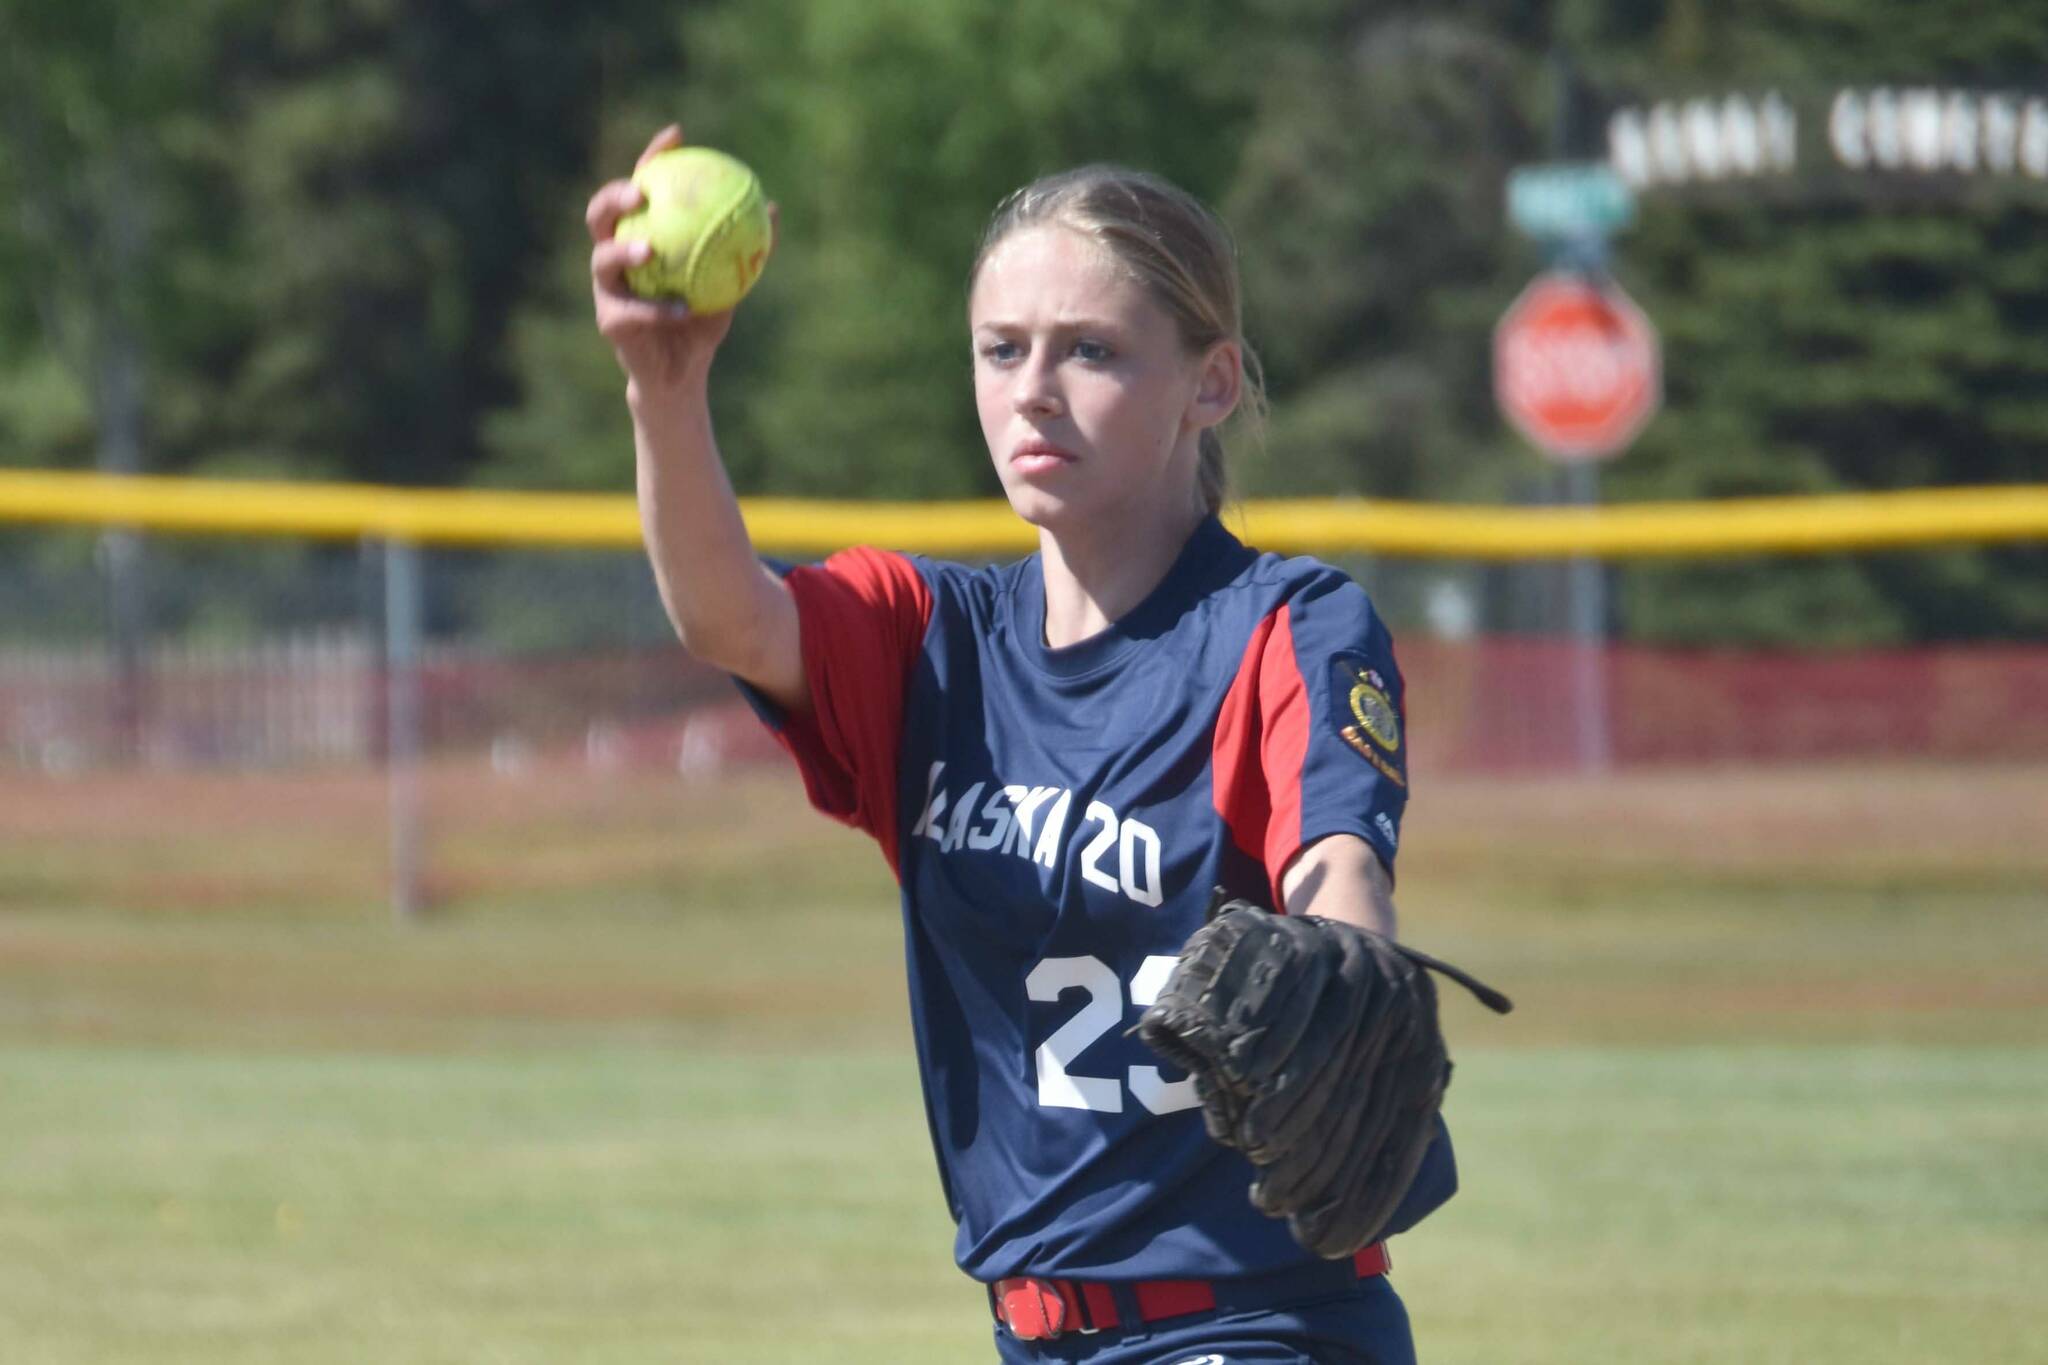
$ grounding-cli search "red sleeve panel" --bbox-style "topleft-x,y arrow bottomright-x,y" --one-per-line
1211,578 -> 1408,907
1211,606 -> 1309,910
756,546 -> 933,877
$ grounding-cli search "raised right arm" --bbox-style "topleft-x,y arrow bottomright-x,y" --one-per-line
588,125 -> 805,712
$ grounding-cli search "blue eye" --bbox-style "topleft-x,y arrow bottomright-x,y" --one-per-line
981,340 -> 1022,364
1072,339 -> 1112,363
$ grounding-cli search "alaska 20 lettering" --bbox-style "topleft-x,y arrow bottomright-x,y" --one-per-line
909,764 -> 1164,908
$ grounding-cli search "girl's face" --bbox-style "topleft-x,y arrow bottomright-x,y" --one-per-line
970,225 -> 1234,535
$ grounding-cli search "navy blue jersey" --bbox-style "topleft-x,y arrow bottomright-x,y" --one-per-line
743,516 -> 1454,1284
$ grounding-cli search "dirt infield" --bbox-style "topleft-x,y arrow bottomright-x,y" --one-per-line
2,757 -> 2041,1050
3,757 -> 2041,906
1406,761 -> 2048,883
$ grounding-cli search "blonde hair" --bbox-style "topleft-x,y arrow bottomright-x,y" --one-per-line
970,165 -> 1267,515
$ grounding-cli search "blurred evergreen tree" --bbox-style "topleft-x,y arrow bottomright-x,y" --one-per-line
1564,0 -> 2048,642
490,0 -> 1264,498
2,0 -> 2041,645
202,0 -> 686,487
0,1 -> 687,644
0,0 -> 684,489
1225,2 -> 1547,504
0,0 -> 247,476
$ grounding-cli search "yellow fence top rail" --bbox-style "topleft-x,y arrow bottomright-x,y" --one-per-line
1,468 -> 2044,559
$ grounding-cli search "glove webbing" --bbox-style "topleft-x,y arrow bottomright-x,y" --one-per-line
1202,886 -> 1514,1018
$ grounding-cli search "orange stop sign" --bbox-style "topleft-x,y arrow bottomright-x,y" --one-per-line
1493,272 -> 1661,461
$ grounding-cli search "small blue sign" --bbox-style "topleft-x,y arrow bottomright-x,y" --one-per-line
1508,163 -> 1636,240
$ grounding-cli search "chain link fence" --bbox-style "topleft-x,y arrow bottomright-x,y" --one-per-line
5,527 -> 2045,779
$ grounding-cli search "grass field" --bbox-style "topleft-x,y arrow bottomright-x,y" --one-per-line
2,760 -> 2045,1363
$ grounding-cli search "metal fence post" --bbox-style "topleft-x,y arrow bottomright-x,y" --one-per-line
1563,461 -> 1612,771
383,536 -> 425,921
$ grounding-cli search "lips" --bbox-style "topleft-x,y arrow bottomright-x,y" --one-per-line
1010,439 -> 1076,475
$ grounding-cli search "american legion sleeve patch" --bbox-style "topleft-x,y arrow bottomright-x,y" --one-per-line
1332,652 -> 1406,790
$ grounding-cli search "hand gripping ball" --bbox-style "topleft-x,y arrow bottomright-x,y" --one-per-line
615,147 -> 771,313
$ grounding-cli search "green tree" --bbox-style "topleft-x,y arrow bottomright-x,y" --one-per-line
1566,0 -> 2048,642
0,0 -> 246,476
199,0 -> 685,487
8,1 -> 2039,648
0,3 -> 693,652
489,0 -> 1264,497
1225,3 -> 1548,503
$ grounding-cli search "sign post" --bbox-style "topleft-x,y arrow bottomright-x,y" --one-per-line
1493,267 -> 1662,771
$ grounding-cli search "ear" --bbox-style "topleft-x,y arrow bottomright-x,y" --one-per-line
1186,340 -> 1242,432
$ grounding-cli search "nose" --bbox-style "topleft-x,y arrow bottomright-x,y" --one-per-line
1012,352 -> 1063,419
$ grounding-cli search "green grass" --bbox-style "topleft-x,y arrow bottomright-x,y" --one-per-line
1410,1047 -> 2048,1364
0,1045 -> 967,1363
1,763 -> 2044,1362
4,1044 -> 2042,1363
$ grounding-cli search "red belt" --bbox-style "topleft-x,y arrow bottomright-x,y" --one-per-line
989,1242 -> 1390,1342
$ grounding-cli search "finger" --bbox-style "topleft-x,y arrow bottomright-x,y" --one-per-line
766,201 -> 780,256
596,289 -> 695,333
636,123 -> 684,171
600,296 -> 696,335
591,237 -> 656,296
585,179 -> 646,243
592,241 -> 693,323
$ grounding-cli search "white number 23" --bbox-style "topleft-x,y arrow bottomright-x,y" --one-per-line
1024,955 -> 1198,1115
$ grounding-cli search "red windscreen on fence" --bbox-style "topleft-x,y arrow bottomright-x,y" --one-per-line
1403,639 -> 2048,770
4,637 -> 2045,775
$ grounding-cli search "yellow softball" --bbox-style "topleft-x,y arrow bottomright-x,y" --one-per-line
615,147 -> 771,313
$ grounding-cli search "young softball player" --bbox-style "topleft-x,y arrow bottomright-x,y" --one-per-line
590,126 -> 1456,1364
